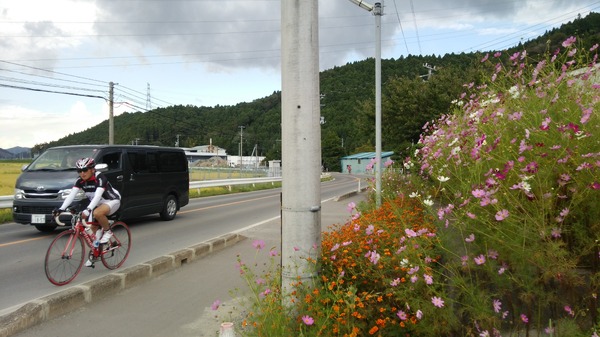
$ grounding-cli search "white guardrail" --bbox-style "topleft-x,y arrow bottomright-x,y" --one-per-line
0,177 -> 283,209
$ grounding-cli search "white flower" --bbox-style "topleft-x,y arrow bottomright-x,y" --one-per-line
423,198 -> 434,206
409,192 -> 420,198
451,146 -> 461,155
522,181 -> 531,192
448,137 -> 459,146
400,258 -> 410,267
437,176 -> 450,182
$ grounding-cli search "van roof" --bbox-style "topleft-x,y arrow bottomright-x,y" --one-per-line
51,145 -> 184,151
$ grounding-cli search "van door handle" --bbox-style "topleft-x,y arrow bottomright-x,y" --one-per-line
116,175 -> 124,182
130,174 -> 135,181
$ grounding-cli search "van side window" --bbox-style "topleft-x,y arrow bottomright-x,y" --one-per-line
101,152 -> 121,171
127,152 -> 148,173
147,152 -> 159,173
159,151 -> 187,173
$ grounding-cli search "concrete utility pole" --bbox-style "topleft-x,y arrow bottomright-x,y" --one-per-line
348,0 -> 383,208
239,126 -> 245,169
109,82 -> 114,145
281,0 -> 322,300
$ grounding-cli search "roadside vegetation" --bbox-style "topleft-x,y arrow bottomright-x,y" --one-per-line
224,37 -> 600,336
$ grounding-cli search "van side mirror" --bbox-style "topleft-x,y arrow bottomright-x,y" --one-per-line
95,163 -> 108,172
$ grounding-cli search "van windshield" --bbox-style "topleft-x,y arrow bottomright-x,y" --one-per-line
27,148 -> 99,171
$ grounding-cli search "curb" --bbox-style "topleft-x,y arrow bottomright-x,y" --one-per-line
0,233 -> 246,337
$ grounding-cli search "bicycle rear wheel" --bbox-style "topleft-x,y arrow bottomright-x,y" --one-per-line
101,221 -> 131,269
45,230 -> 85,286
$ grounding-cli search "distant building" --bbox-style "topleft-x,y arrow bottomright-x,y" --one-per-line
340,151 -> 394,174
183,145 -> 227,165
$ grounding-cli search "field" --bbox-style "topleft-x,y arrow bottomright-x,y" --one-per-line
0,161 -> 29,195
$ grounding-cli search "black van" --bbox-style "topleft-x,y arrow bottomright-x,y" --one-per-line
13,145 -> 190,232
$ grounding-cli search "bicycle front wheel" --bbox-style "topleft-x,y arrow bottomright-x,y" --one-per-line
101,221 -> 131,269
45,230 -> 85,286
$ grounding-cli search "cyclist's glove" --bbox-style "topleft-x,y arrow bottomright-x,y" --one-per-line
52,208 -> 64,217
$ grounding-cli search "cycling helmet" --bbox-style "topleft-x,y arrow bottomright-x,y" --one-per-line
75,157 -> 96,170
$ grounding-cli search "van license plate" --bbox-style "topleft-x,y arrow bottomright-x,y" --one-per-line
31,214 -> 46,223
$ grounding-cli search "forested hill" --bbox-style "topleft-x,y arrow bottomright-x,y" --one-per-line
39,12 -> 600,171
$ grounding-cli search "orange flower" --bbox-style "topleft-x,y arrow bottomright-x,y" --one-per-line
369,326 -> 379,334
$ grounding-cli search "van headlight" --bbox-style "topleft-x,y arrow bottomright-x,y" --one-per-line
59,189 -> 86,200
14,188 -> 25,200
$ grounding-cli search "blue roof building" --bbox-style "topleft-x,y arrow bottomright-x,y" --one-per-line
340,151 -> 394,174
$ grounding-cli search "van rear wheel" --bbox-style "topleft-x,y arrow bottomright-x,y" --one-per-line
160,195 -> 178,221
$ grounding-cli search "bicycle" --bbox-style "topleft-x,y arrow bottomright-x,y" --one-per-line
44,208 -> 132,286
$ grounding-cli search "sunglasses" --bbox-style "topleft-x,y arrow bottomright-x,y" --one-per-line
77,168 -> 90,173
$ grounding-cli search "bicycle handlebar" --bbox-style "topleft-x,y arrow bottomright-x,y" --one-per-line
53,210 -> 91,227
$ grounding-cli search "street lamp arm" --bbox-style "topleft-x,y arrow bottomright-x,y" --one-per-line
348,0 -> 373,12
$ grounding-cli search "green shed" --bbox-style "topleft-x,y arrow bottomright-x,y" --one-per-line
340,151 -> 394,174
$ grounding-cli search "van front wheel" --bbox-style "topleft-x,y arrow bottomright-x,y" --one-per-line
160,195 -> 178,221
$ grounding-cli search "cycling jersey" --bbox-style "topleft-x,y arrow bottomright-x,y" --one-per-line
74,172 -> 121,201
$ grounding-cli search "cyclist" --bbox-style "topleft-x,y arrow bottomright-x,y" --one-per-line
53,158 -> 121,266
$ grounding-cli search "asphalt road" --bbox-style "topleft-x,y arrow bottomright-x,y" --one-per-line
0,173 -> 364,315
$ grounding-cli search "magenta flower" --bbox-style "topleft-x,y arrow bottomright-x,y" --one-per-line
302,315 -> 314,325
564,305 -> 575,316
431,296 -> 445,308
520,314 -> 529,323
495,209 -> 509,221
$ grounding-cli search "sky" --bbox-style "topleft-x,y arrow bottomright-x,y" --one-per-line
0,0 -> 599,149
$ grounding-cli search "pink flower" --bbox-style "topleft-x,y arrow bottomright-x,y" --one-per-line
472,189 -> 486,198
520,314 -> 529,323
416,309 -> 423,319
474,254 -> 486,265
493,299 -> 502,313
252,240 -> 265,250
562,36 -> 576,47
432,296 -> 445,308
424,274 -> 433,285
397,310 -> 408,320
211,299 -> 221,310
551,228 -> 562,238
346,202 -> 356,212
302,315 -> 314,325
465,233 -> 475,242
495,209 -> 509,221
366,224 -> 374,235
